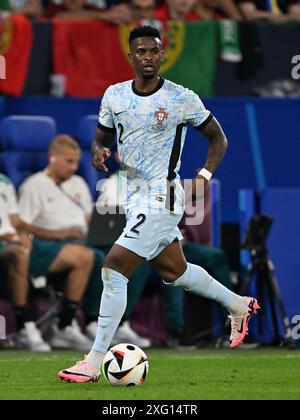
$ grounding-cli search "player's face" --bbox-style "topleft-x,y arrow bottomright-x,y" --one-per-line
49,146 -> 81,182
129,37 -> 164,80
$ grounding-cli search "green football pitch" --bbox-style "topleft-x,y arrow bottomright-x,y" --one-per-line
0,348 -> 299,400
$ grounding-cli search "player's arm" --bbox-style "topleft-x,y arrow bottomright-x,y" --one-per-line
92,126 -> 116,172
191,116 -> 228,200
198,116 -> 228,175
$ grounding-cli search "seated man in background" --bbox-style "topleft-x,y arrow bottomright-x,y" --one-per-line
0,173 -> 93,351
45,0 -> 132,23
18,134 -> 149,347
0,173 -> 49,351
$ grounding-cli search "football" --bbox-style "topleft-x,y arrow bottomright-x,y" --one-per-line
101,343 -> 149,386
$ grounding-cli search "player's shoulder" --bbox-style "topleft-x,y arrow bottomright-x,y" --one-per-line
163,79 -> 198,99
104,80 -> 133,97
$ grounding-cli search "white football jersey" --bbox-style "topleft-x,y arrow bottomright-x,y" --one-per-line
98,78 -> 211,212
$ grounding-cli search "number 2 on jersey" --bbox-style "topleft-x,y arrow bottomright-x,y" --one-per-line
117,123 -> 124,144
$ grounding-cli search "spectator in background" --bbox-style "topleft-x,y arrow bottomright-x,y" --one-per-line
19,135 -> 104,342
235,0 -> 285,20
194,0 -> 242,20
286,0 -> 300,19
154,0 -> 200,21
18,135 -> 150,347
0,173 -> 94,351
0,174 -> 50,351
46,0 -> 132,23
0,0 -> 43,19
130,0 -> 156,21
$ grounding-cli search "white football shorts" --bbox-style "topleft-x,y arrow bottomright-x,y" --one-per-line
115,207 -> 184,261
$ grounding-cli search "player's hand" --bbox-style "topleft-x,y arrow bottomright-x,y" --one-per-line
92,148 -> 111,172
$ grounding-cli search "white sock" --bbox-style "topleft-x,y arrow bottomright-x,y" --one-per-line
87,268 -> 128,370
166,263 -> 245,315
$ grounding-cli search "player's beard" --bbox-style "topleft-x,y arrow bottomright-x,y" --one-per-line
141,71 -> 157,81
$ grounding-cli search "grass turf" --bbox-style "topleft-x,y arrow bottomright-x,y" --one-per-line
0,348 -> 299,400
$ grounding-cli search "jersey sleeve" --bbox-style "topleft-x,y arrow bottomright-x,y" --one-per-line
98,87 -> 116,132
183,89 -> 212,129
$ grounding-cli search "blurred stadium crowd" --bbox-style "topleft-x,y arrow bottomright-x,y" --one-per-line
1,0 -> 300,22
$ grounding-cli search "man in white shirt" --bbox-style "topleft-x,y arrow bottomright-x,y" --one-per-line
19,136 -> 92,238
0,172 -> 94,351
18,134 -> 105,345
0,174 -> 51,351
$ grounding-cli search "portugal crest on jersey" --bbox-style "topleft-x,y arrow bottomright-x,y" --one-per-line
154,108 -> 168,127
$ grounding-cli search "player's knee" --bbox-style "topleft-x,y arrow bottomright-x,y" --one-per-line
103,252 -> 122,271
161,271 -> 181,283
155,262 -> 187,284
159,268 -> 182,283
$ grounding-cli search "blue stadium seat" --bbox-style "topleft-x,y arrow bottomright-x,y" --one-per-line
0,116 -> 56,188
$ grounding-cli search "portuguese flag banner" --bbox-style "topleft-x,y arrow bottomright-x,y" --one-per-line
0,14 -> 33,96
53,20 -> 218,97
161,20 -> 218,97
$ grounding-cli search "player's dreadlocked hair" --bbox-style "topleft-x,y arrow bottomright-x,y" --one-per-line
129,26 -> 162,44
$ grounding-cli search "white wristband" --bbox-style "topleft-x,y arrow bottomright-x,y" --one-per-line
198,168 -> 212,181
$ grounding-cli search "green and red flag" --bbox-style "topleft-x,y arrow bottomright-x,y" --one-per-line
53,20 -> 218,98
0,14 -> 33,96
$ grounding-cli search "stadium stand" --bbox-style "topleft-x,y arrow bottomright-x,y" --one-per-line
0,116 -> 56,188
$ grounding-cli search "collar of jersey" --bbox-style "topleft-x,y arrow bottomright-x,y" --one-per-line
132,77 -> 165,97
